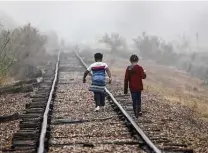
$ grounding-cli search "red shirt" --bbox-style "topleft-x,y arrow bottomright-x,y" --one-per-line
124,64 -> 146,93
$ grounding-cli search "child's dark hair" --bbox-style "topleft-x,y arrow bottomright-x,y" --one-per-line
94,53 -> 103,61
130,54 -> 139,62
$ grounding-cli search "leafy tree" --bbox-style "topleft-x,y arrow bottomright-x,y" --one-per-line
99,33 -> 126,53
133,32 -> 162,59
133,32 -> 208,83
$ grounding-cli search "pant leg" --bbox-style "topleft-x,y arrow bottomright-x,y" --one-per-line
94,92 -> 100,107
100,92 -> 105,106
134,92 -> 141,115
131,92 -> 138,117
137,91 -> 141,112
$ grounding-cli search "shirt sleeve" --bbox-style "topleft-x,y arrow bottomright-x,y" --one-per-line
87,64 -> 92,71
124,67 -> 129,94
104,63 -> 108,69
124,67 -> 129,81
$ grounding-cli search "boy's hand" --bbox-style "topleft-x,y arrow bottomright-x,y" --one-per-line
83,78 -> 86,83
109,78 -> 112,84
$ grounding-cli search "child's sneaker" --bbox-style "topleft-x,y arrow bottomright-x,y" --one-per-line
95,106 -> 100,112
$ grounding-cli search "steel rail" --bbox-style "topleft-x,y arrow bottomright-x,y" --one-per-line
105,90 -> 161,153
37,51 -> 61,153
75,51 -> 161,153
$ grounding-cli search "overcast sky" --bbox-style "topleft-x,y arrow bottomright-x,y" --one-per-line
1,1 -> 208,45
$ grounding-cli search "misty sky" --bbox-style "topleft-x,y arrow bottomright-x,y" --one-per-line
1,1 -> 208,45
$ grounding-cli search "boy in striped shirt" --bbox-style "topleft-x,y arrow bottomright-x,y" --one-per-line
83,53 -> 112,111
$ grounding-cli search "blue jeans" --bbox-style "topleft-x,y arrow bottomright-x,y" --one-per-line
131,91 -> 141,117
94,92 -> 105,107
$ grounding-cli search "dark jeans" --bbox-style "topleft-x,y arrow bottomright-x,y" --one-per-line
94,92 -> 105,107
131,91 -> 142,117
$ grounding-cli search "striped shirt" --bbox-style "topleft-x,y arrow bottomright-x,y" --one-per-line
87,62 -> 108,86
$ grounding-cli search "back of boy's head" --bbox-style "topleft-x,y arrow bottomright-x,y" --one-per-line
130,54 -> 139,63
94,53 -> 103,62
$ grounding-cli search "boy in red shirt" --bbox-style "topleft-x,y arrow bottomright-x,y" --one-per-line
124,54 -> 146,118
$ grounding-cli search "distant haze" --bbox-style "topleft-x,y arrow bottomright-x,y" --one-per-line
1,1 -> 208,45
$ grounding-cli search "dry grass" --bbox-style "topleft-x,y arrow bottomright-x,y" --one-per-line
0,76 -> 14,85
106,58 -> 208,119
0,76 -> 10,85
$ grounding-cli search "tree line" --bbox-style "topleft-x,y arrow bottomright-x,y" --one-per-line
99,32 -> 208,82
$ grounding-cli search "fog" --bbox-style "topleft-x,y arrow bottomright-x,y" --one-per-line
1,1 -> 208,45
1,1 -> 208,82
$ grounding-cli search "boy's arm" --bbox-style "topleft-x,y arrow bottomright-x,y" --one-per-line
83,65 -> 92,83
124,68 -> 129,94
83,70 -> 90,83
141,67 -> 147,79
106,68 -> 112,84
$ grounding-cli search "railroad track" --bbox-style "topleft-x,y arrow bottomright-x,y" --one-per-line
112,93 -> 194,153
79,54 -> 194,153
1,54 -> 58,153
2,49 -> 193,153
77,53 -> 194,153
